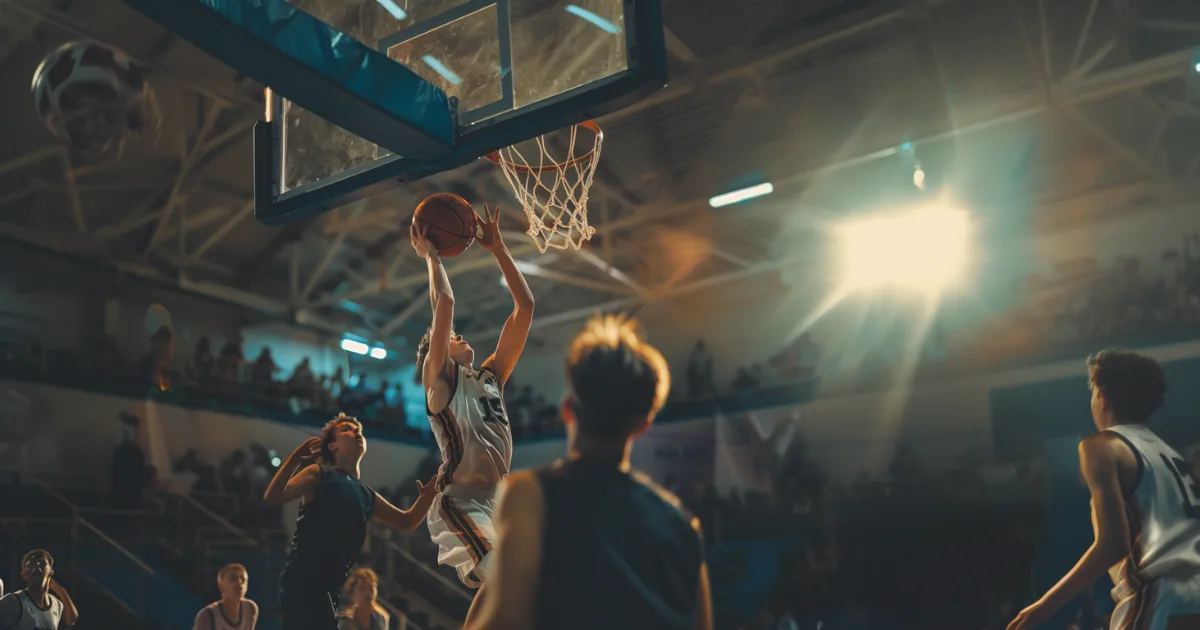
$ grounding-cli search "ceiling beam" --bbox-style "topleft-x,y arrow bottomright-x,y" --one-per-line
600,8 -> 907,126
590,47 -> 1200,236
188,202 -> 254,262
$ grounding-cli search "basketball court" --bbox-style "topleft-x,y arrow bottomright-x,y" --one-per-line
116,0 -> 668,230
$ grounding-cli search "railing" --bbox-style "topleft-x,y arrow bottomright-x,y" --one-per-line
368,527 -> 471,630
76,516 -> 155,617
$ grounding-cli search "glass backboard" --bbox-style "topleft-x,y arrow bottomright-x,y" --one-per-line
117,0 -> 665,224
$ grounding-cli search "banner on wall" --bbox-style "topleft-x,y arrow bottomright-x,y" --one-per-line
714,408 -> 802,501
629,419 -> 716,491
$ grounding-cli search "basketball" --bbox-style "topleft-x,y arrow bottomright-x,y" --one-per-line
412,193 -> 479,257
31,41 -> 154,153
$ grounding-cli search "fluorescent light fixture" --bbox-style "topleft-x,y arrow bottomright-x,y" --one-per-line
709,183 -> 774,208
565,5 -> 621,34
341,339 -> 369,355
369,347 -> 388,359
422,56 -> 463,85
375,0 -> 407,20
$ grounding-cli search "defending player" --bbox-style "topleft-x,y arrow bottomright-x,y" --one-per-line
1008,350 -> 1200,630
193,563 -> 258,630
264,414 -> 438,630
0,549 -> 79,629
411,204 -> 534,622
464,315 -> 712,630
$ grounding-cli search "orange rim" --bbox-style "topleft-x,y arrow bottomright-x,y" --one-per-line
483,120 -> 603,174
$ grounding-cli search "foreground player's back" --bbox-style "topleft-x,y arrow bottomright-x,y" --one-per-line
1104,423 -> 1200,580
533,459 -> 704,630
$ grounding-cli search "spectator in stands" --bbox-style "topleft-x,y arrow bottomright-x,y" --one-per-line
149,325 -> 174,389
190,336 -> 215,384
251,347 -> 280,390
338,568 -> 389,630
109,415 -> 147,509
287,357 -> 317,402
687,339 -> 716,399
193,563 -> 258,630
218,335 -> 245,384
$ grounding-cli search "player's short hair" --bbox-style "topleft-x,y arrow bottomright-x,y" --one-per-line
320,414 -> 362,463
416,327 -> 457,373
565,315 -> 670,440
218,563 -> 246,582
21,549 -> 52,569
1087,349 -> 1167,423
344,567 -> 379,593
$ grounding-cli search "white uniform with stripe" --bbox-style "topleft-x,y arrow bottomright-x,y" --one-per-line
0,591 -> 63,630
426,364 -> 513,587
1104,423 -> 1200,630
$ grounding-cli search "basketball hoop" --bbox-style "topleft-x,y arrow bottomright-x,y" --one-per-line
485,120 -> 602,253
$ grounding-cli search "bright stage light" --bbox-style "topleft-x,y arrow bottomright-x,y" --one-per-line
709,183 -> 774,208
835,206 -> 972,294
369,347 -> 388,359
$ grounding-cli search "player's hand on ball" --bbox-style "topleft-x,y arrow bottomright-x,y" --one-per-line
477,204 -> 504,253
410,222 -> 436,259
1006,602 -> 1050,630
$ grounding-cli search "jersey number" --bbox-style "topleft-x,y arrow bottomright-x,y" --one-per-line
479,396 -> 508,426
1160,453 -> 1200,519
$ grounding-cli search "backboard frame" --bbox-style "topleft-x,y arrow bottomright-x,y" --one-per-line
119,0 -> 667,226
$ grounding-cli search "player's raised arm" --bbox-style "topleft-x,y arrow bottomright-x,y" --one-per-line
263,437 -> 322,506
413,223 -> 456,393
477,205 -> 534,387
371,474 -> 440,532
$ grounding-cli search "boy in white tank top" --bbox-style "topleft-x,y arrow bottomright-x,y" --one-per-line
410,205 -> 534,625
193,563 -> 259,630
0,549 -> 79,629
1009,350 -> 1200,630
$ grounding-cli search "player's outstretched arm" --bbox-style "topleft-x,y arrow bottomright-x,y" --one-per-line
464,471 -> 544,630
1007,434 -> 1132,630
476,205 -> 534,387
372,474 -> 440,532
263,438 -> 322,506
413,224 -> 456,396
49,580 -> 79,627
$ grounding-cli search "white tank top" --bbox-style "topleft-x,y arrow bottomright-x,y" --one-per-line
2,591 -> 63,630
428,364 -> 512,488
194,600 -> 258,630
1105,423 -> 1200,583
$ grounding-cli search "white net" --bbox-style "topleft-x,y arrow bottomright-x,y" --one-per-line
488,121 -> 603,252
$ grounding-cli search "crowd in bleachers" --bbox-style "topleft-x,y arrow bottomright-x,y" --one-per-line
683,234 -> 1200,402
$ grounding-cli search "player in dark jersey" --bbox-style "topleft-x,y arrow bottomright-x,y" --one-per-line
465,315 -> 713,630
264,414 -> 438,630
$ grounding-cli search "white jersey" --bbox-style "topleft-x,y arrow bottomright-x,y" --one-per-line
1105,424 -> 1200,584
428,364 -> 513,489
0,591 -> 63,630
193,600 -> 258,630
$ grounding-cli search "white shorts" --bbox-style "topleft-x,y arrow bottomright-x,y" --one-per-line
1112,572 -> 1200,630
426,484 -> 499,588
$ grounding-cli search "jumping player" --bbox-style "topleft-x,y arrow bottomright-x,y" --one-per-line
0,549 -> 79,629
264,414 -> 438,630
193,563 -> 258,630
1008,350 -> 1200,630
465,315 -> 712,630
411,204 -> 534,622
